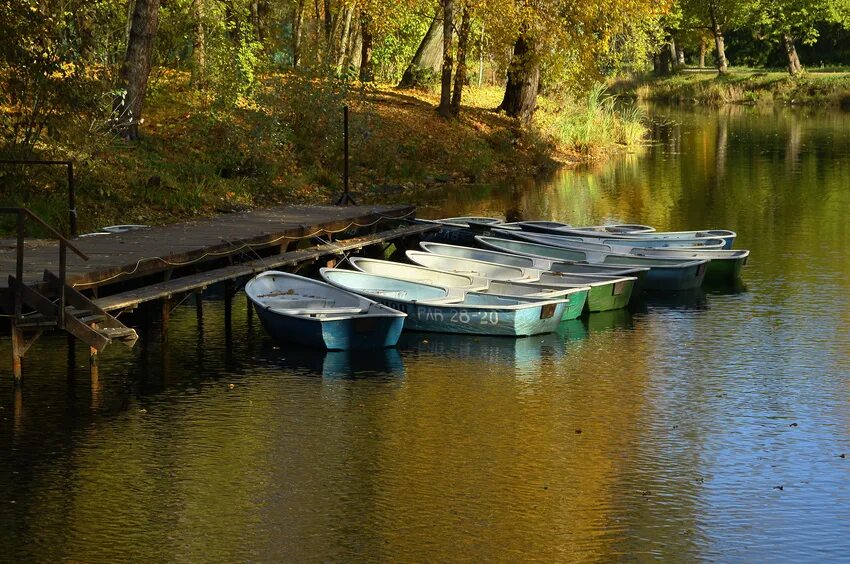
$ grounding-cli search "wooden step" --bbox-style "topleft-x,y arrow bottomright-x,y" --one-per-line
95,326 -> 138,341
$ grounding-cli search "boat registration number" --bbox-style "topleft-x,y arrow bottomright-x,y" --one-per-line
416,307 -> 500,325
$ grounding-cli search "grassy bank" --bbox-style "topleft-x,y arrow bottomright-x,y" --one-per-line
1,73 -> 645,233
617,69 -> 850,107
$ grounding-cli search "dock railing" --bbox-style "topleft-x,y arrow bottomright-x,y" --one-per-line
0,207 -> 89,329
0,159 -> 78,237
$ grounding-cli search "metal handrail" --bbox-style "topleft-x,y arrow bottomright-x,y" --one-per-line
0,207 -> 89,330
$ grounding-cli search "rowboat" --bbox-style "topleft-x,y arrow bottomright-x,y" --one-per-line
419,241 -> 649,277
319,268 -> 566,337
628,248 -> 749,281
348,257 -> 588,320
476,236 -> 708,291
512,220 -> 737,249
512,220 -> 656,234
506,232 -> 748,282
504,231 -> 728,249
407,250 -> 635,313
415,216 -> 508,245
245,271 -> 406,350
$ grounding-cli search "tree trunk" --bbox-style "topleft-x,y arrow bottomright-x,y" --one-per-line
114,0 -> 160,140
450,6 -> 470,116
708,1 -> 728,74
324,0 -> 333,46
669,38 -> 678,70
699,37 -> 706,68
224,0 -> 240,42
191,0 -> 205,88
497,34 -> 539,124
437,0 -> 454,117
292,0 -> 305,68
677,45 -> 686,66
398,7 -> 443,88
358,10 -> 373,82
783,33 -> 802,76
335,5 -> 354,73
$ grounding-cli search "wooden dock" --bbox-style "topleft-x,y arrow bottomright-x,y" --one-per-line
0,204 -> 435,383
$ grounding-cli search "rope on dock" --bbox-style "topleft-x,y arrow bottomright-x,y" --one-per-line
71,210 -> 415,288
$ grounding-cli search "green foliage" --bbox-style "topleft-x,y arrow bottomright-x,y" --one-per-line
544,85 -> 648,154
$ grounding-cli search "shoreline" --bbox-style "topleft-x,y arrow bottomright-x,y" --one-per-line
614,69 -> 850,108
1,75 -> 642,234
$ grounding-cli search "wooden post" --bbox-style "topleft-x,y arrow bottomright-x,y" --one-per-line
67,334 -> 77,383
195,292 -> 204,328
224,279 -> 234,353
90,346 -> 101,411
161,298 -> 171,342
11,322 -> 23,385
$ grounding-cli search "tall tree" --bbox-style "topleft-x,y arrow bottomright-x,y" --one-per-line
359,9 -> 374,81
437,0 -> 453,117
293,0 -> 306,68
450,5 -> 471,115
707,0 -> 729,73
398,7 -> 443,88
191,0 -> 206,88
496,34 -> 538,123
115,0 -> 160,140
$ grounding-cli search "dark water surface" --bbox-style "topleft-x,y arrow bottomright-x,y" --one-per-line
2,106 -> 850,561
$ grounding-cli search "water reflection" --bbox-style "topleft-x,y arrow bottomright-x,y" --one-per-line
2,104 -> 850,560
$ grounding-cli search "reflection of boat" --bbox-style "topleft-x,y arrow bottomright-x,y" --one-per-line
556,319 -> 589,342
320,268 -> 567,336
630,287 -> 708,311
259,340 -> 405,379
478,236 -> 708,292
246,271 -> 406,350
397,330 -> 567,378
585,308 -> 634,333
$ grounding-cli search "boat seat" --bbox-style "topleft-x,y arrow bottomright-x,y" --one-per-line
262,297 -> 336,309
271,306 -> 365,316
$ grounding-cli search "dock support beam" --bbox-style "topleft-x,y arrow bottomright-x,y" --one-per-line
11,323 -> 23,385
161,298 -> 171,342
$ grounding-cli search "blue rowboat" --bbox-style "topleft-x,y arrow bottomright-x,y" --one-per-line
512,220 -> 737,249
476,236 -> 708,291
320,268 -> 566,337
414,217 -> 507,246
348,257 -> 588,321
245,271 -> 406,350
420,240 -> 648,277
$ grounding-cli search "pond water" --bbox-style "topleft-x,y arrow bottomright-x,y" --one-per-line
2,105 -> 849,561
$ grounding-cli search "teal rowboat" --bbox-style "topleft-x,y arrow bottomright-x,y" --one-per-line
410,247 -> 636,313
476,236 -> 708,291
320,269 -> 567,337
347,257 -> 589,321
420,240 -> 648,278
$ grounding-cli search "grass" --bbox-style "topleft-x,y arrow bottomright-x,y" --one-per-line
1,72 -> 648,234
615,68 -> 850,107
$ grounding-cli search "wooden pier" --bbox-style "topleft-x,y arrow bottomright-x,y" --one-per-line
0,204 -> 435,383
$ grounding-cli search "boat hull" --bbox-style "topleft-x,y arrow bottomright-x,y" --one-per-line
373,299 -> 565,336
587,279 -> 634,312
254,301 -> 405,350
